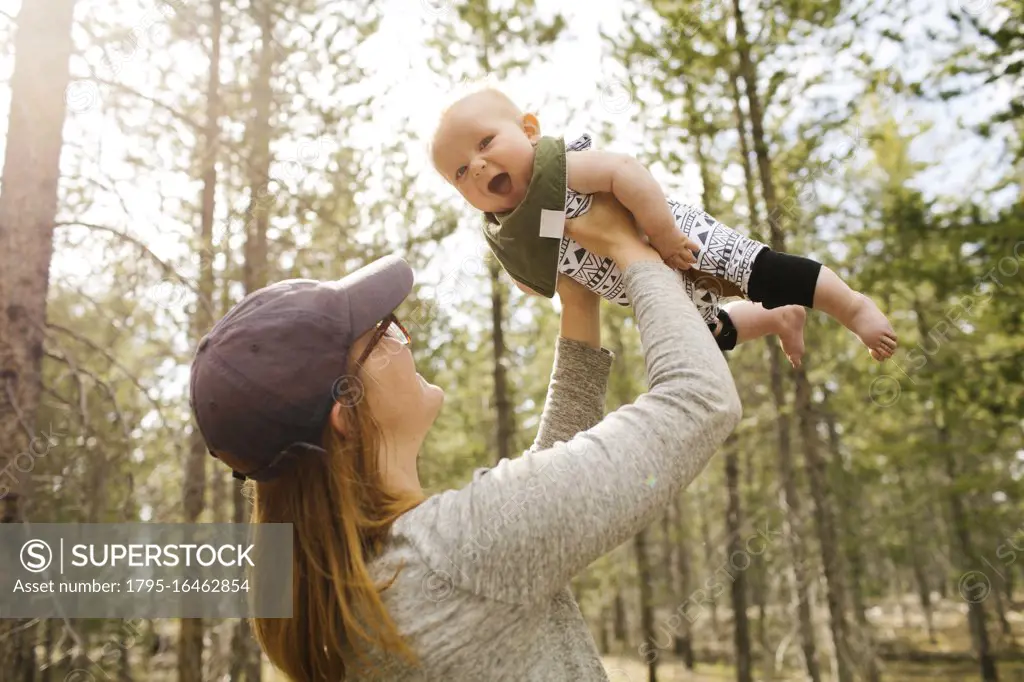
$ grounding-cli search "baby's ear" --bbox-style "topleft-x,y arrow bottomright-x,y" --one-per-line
521,113 -> 541,142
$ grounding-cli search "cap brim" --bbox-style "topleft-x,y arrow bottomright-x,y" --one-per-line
329,254 -> 414,336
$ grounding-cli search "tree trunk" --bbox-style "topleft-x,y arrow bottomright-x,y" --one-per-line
729,65 -> 770,661
751,97 -> 823,682
940,404 -> 998,681
634,528 -> 658,682
230,481 -> 257,680
697,490 -> 721,633
13,621 -> 37,681
725,437 -> 753,682
937,561 -> 948,599
232,1 -> 273,680
728,69 -> 764,243
470,0 -> 516,470
119,638 -> 134,682
211,211 -> 230,525
691,94 -> 751,680
895,465 -> 937,643
753,567 -> 768,653
212,164 -> 232,527
241,5 -> 273,299
992,574 -> 1013,639
234,2 -> 274,675
0,0 -> 76,671
667,496 -> 695,668
911,301 -> 998,681
614,587 -> 628,644
599,606 -> 611,654
671,491 -> 696,667
823,399 -> 881,682
730,3 -> 821,678
795,378 -> 853,682
180,2 -> 222,680
41,619 -> 53,682
688,99 -> 720,634
744,451 -> 769,658
891,564 -> 910,629
490,259 -> 514,463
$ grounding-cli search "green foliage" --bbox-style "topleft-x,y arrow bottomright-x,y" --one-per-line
9,0 -> 1023,675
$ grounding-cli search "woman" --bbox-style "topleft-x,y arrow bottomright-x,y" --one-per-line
188,214 -> 742,681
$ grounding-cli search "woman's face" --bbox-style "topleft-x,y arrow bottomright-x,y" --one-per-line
346,318 -> 444,451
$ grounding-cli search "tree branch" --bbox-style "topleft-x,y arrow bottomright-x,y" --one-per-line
44,323 -> 170,432
44,350 -> 132,448
80,74 -> 204,132
2,382 -> 36,444
54,221 -> 216,319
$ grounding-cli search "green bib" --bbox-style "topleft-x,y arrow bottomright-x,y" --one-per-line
481,136 -> 566,298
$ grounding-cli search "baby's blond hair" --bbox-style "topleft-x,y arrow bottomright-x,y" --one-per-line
430,83 -> 527,170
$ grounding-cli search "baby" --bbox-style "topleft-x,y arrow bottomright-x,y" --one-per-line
431,89 -> 898,365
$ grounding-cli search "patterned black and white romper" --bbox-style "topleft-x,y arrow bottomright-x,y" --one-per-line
557,134 -> 766,325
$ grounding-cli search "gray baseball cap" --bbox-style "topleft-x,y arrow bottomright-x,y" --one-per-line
189,254 -> 414,481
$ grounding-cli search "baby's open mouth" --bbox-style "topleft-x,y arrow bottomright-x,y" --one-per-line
488,172 -> 512,195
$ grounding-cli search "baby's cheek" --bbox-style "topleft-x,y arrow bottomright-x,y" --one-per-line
514,281 -> 541,297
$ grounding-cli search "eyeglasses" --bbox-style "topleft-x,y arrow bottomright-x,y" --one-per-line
356,313 -> 410,366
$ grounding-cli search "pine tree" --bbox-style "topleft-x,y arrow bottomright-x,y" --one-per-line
425,0 -> 566,464
0,0 -> 77,673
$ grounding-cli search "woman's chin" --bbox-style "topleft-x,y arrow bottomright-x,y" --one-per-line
418,374 -> 445,403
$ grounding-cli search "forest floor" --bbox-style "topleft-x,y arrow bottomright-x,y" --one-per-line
598,656 -> 1024,681
168,592 -> 1024,680
595,591 -> 1024,681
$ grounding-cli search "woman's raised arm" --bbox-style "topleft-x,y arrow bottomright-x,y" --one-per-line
415,238 -> 741,604
528,276 -> 612,453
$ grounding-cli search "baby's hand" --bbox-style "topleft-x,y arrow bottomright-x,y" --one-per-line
649,232 -> 699,271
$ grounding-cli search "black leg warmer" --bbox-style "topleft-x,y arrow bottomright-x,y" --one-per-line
746,249 -> 822,310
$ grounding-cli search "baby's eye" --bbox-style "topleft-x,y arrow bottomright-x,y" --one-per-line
455,165 -> 467,180
479,135 -> 493,150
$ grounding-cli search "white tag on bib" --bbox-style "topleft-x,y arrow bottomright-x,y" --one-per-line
539,209 -> 566,239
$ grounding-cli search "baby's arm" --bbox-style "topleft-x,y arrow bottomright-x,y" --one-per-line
566,150 -> 698,270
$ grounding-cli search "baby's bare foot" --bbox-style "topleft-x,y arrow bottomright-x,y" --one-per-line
774,305 -> 807,368
845,294 -> 898,361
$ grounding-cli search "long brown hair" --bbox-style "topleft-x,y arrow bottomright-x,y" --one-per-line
247,391 -> 426,680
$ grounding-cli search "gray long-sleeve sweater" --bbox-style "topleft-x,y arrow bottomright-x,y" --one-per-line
356,260 -> 742,681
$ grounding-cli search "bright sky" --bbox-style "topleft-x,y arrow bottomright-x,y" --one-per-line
0,0 -> 1017,324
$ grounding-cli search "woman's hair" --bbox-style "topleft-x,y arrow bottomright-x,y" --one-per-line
247,386 -> 426,680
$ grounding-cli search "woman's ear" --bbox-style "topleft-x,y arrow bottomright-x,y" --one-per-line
329,401 -> 352,439
521,113 -> 541,142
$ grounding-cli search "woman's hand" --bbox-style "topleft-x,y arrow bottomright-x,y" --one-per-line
564,206 -> 661,271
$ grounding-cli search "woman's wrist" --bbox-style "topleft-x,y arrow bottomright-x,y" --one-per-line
559,302 -> 600,348
558,281 -> 601,348
612,243 -> 663,271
